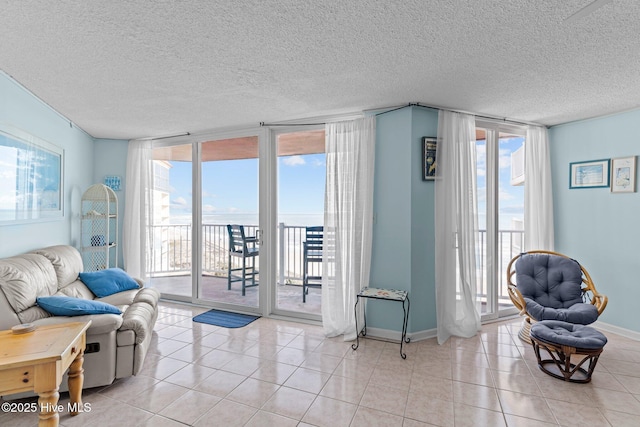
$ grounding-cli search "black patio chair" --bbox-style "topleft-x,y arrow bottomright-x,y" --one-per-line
227,224 -> 259,296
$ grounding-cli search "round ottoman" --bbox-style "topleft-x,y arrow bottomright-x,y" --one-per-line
530,320 -> 607,383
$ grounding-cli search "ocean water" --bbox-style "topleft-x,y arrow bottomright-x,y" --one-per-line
168,213 -> 323,228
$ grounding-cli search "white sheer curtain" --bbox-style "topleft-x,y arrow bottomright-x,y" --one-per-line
435,110 -> 482,344
122,139 -> 155,280
524,126 -> 554,251
322,116 -> 376,340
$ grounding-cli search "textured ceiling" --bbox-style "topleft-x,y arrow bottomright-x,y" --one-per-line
1,0 -> 639,139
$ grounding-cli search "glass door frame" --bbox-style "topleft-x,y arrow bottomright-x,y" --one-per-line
151,123 -> 328,321
192,126 -> 270,316
149,138 -> 194,305
476,119 -> 523,322
268,125 -> 324,322
151,127 -> 269,316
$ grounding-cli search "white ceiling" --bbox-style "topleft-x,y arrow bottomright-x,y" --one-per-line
1,0 -> 639,140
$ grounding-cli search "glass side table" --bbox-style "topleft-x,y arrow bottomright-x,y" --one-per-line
351,287 -> 411,358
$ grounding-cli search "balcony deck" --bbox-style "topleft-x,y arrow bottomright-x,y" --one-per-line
150,274 -> 322,315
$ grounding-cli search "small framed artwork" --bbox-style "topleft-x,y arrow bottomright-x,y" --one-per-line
104,175 -> 121,191
569,159 -> 610,189
422,136 -> 437,180
610,156 -> 636,193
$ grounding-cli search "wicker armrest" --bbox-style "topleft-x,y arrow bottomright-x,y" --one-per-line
507,283 -> 527,316
592,292 -> 608,315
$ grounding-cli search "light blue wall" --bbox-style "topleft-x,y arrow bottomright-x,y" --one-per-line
94,139 -> 129,268
369,106 -> 438,333
0,72 -> 94,257
549,109 -> 640,333
410,107 -> 438,331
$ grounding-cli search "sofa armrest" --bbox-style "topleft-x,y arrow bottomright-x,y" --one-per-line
119,301 -> 156,345
133,287 -> 161,306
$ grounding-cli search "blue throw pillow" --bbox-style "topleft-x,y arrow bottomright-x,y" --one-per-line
79,268 -> 139,298
37,296 -> 121,316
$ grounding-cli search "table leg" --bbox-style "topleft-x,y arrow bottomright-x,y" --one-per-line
37,388 -> 60,427
351,296 -> 361,350
67,349 -> 85,416
400,297 -> 411,359
403,297 -> 411,344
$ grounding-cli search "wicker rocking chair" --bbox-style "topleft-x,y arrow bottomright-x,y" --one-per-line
506,250 -> 608,343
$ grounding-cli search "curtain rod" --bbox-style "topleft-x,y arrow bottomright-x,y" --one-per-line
154,132 -> 191,140
135,131 -> 191,141
259,121 -> 326,127
415,103 -> 544,127
258,106 -> 410,126
374,103 -> 543,127
260,103 -> 543,128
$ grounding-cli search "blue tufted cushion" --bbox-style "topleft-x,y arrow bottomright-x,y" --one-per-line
530,320 -> 607,349
516,253 -> 584,311
524,298 -> 599,324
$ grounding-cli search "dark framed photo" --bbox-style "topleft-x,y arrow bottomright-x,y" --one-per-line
569,159 -> 610,189
422,137 -> 437,180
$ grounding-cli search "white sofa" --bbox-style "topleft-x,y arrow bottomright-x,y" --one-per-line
0,245 -> 160,393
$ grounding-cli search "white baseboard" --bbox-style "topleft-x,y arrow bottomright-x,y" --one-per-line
594,320 -> 640,341
363,319 -> 640,344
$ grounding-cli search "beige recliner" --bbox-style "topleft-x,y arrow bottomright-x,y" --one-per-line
0,245 -> 160,394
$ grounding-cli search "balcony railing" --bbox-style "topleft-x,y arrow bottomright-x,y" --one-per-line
148,223 -> 524,301
149,223 -> 310,282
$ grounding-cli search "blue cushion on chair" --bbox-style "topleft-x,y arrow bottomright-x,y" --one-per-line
37,296 -> 121,316
531,320 -> 607,349
525,298 -> 599,324
79,268 -> 139,297
516,253 -> 585,309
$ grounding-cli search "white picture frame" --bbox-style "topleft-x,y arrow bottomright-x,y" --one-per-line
611,156 -> 636,193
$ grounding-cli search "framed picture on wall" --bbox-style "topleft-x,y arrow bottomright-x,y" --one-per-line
611,156 -> 636,193
569,159 -> 610,189
0,124 -> 64,224
422,137 -> 437,180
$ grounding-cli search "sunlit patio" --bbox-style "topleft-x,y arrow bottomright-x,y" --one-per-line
149,274 -> 322,315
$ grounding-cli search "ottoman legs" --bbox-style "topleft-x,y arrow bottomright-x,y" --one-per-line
531,339 -> 604,383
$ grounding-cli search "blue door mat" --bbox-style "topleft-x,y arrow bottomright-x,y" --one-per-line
193,309 -> 260,328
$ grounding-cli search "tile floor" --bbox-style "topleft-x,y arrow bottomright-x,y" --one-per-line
2,301 -> 640,426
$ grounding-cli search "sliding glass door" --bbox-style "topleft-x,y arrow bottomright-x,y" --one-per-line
147,142 -> 193,301
147,126 -> 326,320
273,128 -> 325,320
148,130 -> 265,314
475,121 -> 524,320
197,135 -> 260,310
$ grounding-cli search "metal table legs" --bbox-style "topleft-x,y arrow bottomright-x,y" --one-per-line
351,293 -> 411,358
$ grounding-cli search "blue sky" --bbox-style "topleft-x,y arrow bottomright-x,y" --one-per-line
164,137 -> 523,230
166,153 -> 326,223
476,136 -> 525,230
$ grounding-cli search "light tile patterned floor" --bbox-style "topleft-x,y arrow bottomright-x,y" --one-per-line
2,301 -> 640,426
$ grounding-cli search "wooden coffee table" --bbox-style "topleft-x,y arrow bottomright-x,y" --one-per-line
0,321 -> 91,427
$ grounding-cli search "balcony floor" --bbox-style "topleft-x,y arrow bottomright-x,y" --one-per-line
149,274 -> 321,316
